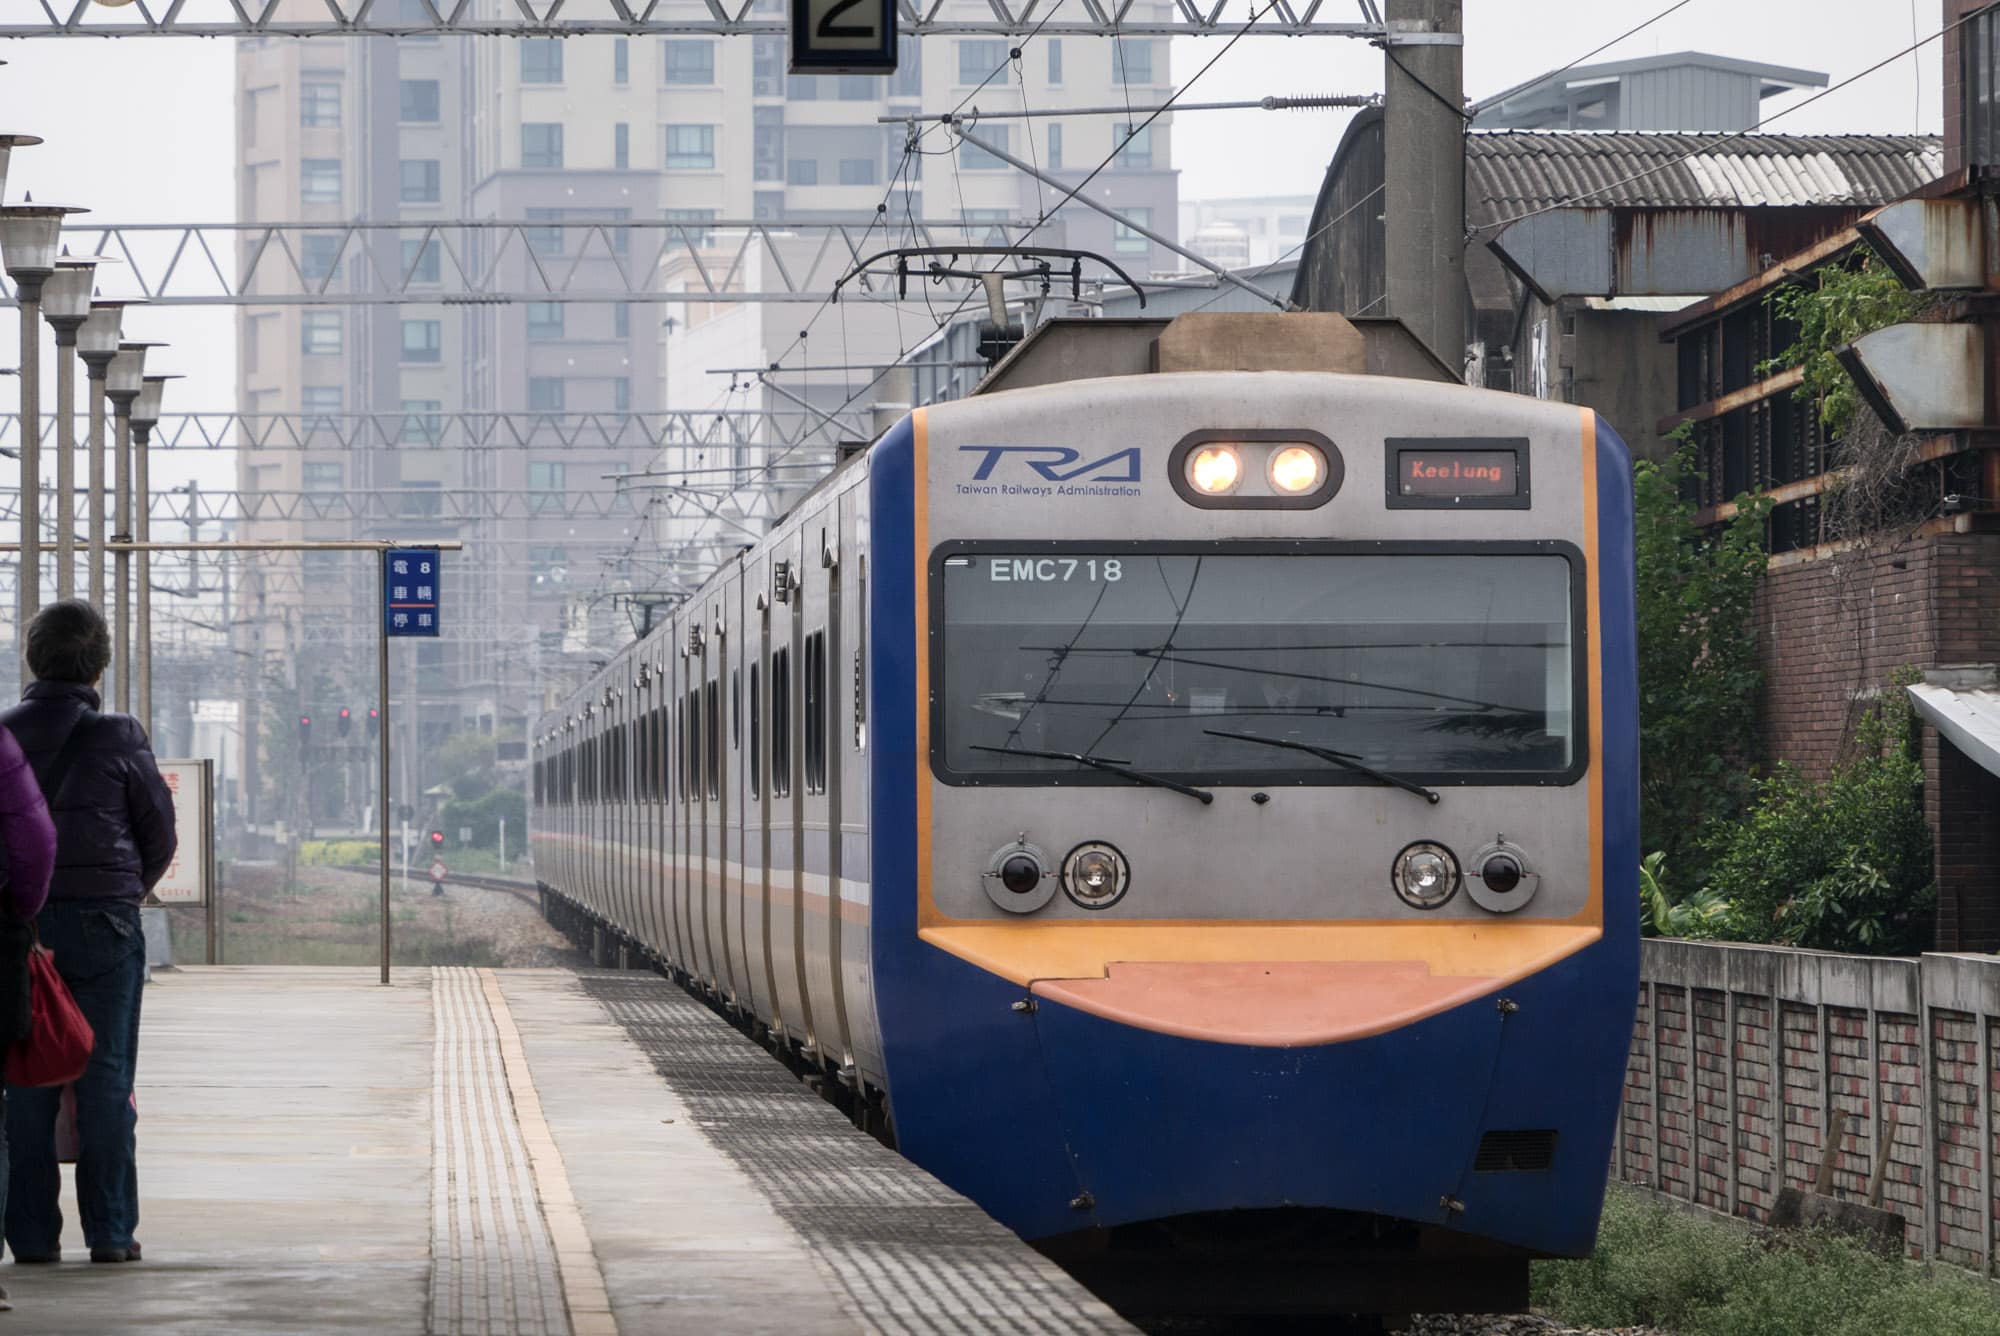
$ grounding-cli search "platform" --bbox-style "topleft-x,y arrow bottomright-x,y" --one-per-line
3,966 -> 1129,1334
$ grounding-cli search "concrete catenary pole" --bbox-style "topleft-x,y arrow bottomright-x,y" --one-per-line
1381,0 -> 1466,376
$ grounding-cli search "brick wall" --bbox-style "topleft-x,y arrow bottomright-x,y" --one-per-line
1617,941 -> 2000,1264
1754,532 -> 2000,949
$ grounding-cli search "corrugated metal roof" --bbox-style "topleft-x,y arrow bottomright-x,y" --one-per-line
1467,132 -> 1942,222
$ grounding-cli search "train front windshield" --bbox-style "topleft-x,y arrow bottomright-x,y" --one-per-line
936,549 -> 1582,784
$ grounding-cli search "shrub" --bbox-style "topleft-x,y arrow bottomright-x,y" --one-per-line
1703,669 -> 1933,954
299,839 -> 379,868
1634,438 -> 1771,894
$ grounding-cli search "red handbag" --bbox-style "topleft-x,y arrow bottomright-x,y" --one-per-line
7,937 -> 94,1087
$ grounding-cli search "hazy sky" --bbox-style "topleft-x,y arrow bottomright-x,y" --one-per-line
0,0 -> 1948,497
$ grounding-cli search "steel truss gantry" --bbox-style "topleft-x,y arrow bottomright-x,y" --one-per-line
0,409 -> 864,452
0,219 -> 1054,308
4,0 -> 1381,40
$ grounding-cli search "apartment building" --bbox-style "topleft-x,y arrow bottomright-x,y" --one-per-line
234,10 -> 1178,811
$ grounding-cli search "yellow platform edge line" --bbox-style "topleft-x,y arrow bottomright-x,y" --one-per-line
478,968 -> 621,1336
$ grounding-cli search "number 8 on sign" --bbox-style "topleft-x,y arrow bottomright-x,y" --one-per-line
790,0 -> 896,72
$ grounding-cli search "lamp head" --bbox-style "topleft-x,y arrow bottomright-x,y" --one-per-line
132,373 -> 183,429
41,254 -> 117,326
107,340 -> 164,398
0,200 -> 88,282
78,297 -> 141,360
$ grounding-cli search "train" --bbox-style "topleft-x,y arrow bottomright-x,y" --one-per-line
530,312 -> 1638,1316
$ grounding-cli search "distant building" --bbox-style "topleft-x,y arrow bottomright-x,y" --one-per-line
1471,52 -> 1827,133
1178,194 -> 1317,269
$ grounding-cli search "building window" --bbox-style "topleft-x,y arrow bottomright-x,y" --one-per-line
400,482 -> 443,518
399,399 -> 443,445
530,545 -> 568,587
301,311 -> 342,356
613,37 -> 629,83
614,304 -> 630,338
959,124 -> 1010,170
399,158 -> 441,203
1047,40 -> 1062,85
301,81 -> 341,128
1117,39 -> 1154,85
400,78 -> 440,122
402,238 -> 441,284
754,109 -> 783,181
1968,7 -> 2000,167
302,386 -> 343,431
397,0 -> 439,39
664,124 -> 715,170
302,461 -> 344,491
527,378 -> 565,412
301,233 -> 342,280
787,73 -> 818,100
613,377 -> 631,412
1048,123 -> 1062,170
958,39 -> 1005,85
614,122 -> 629,170
520,38 -> 562,83
837,75 -> 874,101
754,36 -> 782,95
1114,122 -> 1153,170
838,158 -> 877,186
661,40 -> 714,85
400,319 -> 442,363
524,207 -> 564,256
526,302 -> 564,340
521,123 -> 564,169
963,208 -> 1009,245
300,158 -> 342,205
1112,207 -> 1152,254
787,157 -> 819,186
528,459 -> 565,511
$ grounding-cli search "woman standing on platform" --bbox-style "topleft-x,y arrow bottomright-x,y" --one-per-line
1,600 -> 175,1270
0,699 -> 56,1312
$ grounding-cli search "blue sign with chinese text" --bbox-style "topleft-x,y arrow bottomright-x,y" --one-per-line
384,548 -> 441,637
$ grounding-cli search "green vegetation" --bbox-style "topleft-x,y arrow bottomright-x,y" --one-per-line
1634,435 -> 1771,895
1761,244 -> 1919,437
1700,668 -> 1934,954
1533,1188 -> 2000,1336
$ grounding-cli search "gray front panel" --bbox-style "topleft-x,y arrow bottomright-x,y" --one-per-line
923,373 -> 1596,925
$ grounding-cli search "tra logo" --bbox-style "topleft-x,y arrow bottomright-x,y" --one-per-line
959,445 -> 1142,483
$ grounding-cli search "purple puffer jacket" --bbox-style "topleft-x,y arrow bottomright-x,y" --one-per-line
0,723 -> 56,919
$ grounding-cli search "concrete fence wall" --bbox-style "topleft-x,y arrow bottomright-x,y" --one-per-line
1620,939 -> 2000,1266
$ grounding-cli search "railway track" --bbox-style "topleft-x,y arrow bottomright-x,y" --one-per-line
332,863 -> 541,908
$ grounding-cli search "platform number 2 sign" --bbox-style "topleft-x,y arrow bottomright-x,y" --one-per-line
790,0 -> 896,72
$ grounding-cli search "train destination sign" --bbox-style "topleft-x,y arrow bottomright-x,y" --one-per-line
790,0 -> 896,73
1386,438 -> 1530,509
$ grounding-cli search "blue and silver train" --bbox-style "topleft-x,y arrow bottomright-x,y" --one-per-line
531,314 -> 1638,1315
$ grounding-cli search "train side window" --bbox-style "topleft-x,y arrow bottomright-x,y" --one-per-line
771,648 -> 792,798
635,713 -> 649,801
732,668 -> 741,751
803,630 -> 826,795
705,678 -> 721,801
749,663 -> 762,797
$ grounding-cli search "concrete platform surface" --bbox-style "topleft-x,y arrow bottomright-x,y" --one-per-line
1,966 -> 1128,1335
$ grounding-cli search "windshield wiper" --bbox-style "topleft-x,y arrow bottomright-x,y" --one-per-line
969,744 -> 1214,805
1203,728 -> 1440,805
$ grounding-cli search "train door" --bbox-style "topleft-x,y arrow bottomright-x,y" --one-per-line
718,575 -> 743,1008
839,482 -> 884,1086
732,568 -> 756,1015
748,552 -> 780,1030
702,591 -> 732,997
673,618 -> 694,976
804,513 -> 856,1073
614,681 -> 629,936
770,527 -> 815,1049
647,673 -> 667,958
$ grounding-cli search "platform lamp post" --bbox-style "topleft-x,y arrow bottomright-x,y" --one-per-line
0,198 -> 86,683
129,371 -> 178,738
41,252 -> 110,603
76,297 -> 137,610
104,340 -> 157,712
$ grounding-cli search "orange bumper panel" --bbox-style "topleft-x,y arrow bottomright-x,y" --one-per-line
1032,959 -> 1500,1047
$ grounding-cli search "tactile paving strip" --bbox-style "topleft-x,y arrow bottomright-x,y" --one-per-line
431,967 -> 572,1336
582,972 -> 1133,1335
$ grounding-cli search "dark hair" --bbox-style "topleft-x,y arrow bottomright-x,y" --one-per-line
25,599 -> 112,685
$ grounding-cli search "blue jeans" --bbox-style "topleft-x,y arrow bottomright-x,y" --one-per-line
5,900 -> 145,1256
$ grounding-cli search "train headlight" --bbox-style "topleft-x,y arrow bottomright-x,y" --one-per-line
1062,841 -> 1130,910
1267,444 -> 1326,494
1392,841 -> 1460,910
984,839 -> 1056,913
1186,445 -> 1242,495
1467,840 -> 1540,913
